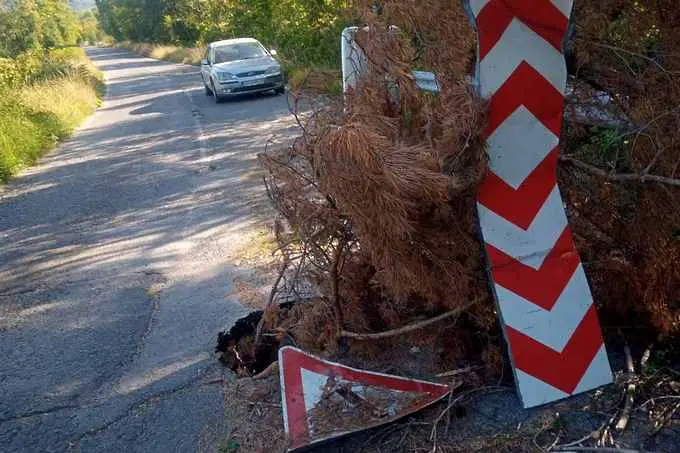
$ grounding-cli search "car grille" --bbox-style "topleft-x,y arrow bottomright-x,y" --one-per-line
232,82 -> 277,93
236,70 -> 266,78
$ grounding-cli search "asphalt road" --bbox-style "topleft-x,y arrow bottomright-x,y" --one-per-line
0,47 -> 296,453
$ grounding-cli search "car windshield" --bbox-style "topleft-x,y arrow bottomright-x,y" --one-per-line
213,43 -> 266,64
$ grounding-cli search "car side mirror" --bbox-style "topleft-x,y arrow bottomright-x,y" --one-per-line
201,58 -> 209,66
269,49 -> 277,56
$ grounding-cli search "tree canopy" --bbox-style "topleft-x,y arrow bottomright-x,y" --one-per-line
95,0 -> 349,67
0,0 -> 98,58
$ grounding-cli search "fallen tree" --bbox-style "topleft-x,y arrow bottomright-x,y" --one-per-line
220,1 -> 680,450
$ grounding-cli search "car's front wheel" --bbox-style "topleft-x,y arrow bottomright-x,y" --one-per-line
204,82 -> 213,96
212,81 -> 223,104
275,86 -> 285,95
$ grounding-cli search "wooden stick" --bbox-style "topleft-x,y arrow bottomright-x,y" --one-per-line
252,361 -> 279,380
560,155 -> 680,187
254,261 -> 289,348
435,366 -> 481,378
616,340 -> 636,432
341,299 -> 479,340
554,419 -> 608,449
586,40 -> 673,79
649,401 -> 680,438
553,448 -> 643,453
640,343 -> 653,371
330,239 -> 346,336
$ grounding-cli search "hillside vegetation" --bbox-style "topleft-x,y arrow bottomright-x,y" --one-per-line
0,0 -> 104,182
115,41 -> 204,65
96,0 -> 349,70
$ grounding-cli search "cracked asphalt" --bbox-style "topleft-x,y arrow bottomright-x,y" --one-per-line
0,47 -> 296,453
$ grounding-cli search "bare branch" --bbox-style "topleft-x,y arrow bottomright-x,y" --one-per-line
615,339 -> 636,432
560,155 -> 680,187
640,344 -> 654,371
553,448 -> 644,453
341,299 -> 480,340
254,260 -> 289,348
252,361 -> 279,380
586,40 -> 674,79
435,366 -> 481,378
649,401 -> 680,438
642,136 -> 665,176
330,238 -> 346,336
553,419 -> 608,450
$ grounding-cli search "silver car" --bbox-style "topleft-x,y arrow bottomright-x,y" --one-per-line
200,38 -> 284,103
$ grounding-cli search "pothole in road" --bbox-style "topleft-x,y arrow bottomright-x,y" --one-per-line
215,302 -> 297,376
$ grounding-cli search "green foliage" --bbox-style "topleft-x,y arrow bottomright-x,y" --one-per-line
0,0 -> 104,58
96,0 -> 348,69
575,126 -> 632,171
606,2 -> 661,54
0,47 -> 103,182
117,41 -> 204,65
0,0 -> 105,182
0,48 -> 95,88
0,0 -> 42,57
0,58 -> 22,86
218,440 -> 240,453
0,92 -> 51,181
0,51 -> 48,87
41,0 -> 82,48
79,11 -> 104,44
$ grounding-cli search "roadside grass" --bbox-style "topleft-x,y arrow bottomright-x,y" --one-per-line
114,41 -> 342,93
286,66 -> 343,95
117,41 -> 205,65
0,48 -> 104,183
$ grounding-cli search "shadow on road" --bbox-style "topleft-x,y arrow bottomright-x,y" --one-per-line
0,46 -> 296,453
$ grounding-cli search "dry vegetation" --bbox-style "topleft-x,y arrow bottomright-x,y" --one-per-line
561,1 -> 680,343
0,48 -> 104,182
116,41 -> 205,65
258,1 -> 494,364
219,1 -> 679,451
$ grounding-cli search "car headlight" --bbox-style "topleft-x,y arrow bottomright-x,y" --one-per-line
265,65 -> 281,75
215,71 -> 236,82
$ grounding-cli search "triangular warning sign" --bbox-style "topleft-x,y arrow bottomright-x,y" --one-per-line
279,346 -> 450,451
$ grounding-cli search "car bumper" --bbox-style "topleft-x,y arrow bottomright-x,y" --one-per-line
214,74 -> 284,96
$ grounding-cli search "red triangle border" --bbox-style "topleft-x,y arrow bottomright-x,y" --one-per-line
279,346 -> 450,451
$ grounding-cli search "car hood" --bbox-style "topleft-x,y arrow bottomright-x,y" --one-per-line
212,56 -> 278,73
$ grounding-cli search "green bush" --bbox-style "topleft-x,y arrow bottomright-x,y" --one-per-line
0,58 -> 21,87
0,49 -> 103,183
0,1 -> 105,182
0,95 -> 66,181
574,126 -> 632,172
48,47 -> 87,63
97,0 -> 348,72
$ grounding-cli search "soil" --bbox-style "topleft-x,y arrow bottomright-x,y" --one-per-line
224,227 -> 280,311
216,330 -> 680,453
220,375 -> 289,453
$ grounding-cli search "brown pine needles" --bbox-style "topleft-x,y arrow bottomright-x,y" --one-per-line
258,0 -> 679,372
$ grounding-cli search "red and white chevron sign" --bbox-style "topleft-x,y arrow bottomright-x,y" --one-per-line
279,347 -> 450,450
465,0 -> 613,407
